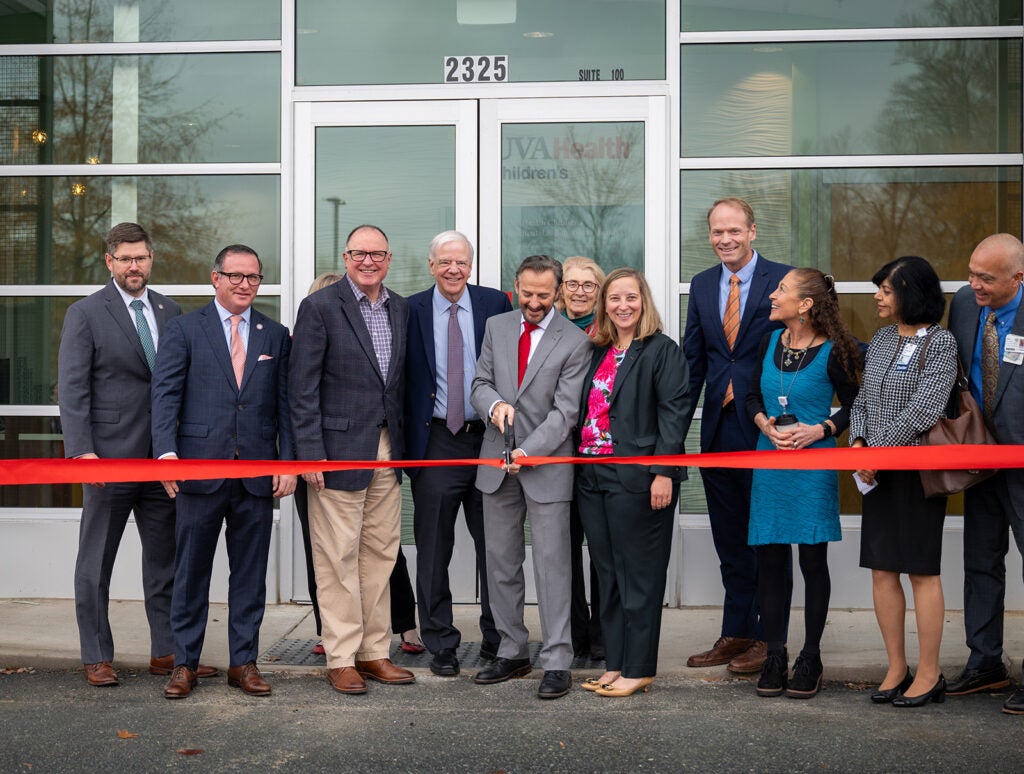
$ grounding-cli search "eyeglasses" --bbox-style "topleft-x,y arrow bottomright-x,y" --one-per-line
217,271 -> 263,286
564,280 -> 598,294
345,250 -> 390,263
110,254 -> 153,266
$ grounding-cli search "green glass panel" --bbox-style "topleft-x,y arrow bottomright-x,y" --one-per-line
0,416 -> 76,508
501,121 -> 645,291
681,40 -> 1021,156
1,53 -> 279,165
314,126 -> 454,297
0,0 -> 280,43
1,175 -> 280,285
680,167 -> 1022,282
0,296 -> 74,405
296,0 -> 664,85
682,0 -> 1020,31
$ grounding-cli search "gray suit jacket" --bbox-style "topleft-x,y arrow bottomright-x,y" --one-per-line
948,285 -> 1024,513
58,280 -> 181,459
289,278 -> 409,491
471,309 -> 591,502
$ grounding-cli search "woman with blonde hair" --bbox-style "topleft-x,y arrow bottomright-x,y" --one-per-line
575,267 -> 690,696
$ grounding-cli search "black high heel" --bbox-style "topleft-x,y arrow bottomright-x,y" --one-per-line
870,668 -> 913,704
892,674 -> 946,708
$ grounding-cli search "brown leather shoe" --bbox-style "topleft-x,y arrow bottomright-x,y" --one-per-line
163,665 -> 197,699
355,658 -> 416,685
728,640 -> 768,674
227,662 -> 271,696
150,654 -> 220,679
326,666 -> 368,695
686,637 -> 755,668
84,661 -> 119,687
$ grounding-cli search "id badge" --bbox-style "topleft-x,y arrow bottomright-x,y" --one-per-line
894,342 -> 918,372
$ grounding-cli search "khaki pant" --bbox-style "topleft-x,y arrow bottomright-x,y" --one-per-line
307,429 -> 401,668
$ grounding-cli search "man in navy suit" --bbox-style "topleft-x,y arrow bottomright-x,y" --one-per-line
945,233 -> 1024,714
290,225 -> 414,696
151,244 -> 295,699
682,198 -> 790,674
404,231 -> 512,677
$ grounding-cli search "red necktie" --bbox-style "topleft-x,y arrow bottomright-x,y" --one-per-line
518,321 -> 538,386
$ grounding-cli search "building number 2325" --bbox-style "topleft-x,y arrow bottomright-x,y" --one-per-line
444,55 -> 509,83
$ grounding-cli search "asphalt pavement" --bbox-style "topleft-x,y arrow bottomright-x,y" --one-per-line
3,599 -> 1024,772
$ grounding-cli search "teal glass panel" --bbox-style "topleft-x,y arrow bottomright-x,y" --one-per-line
1,0 -> 280,43
680,167 -> 1021,282
297,0 -> 665,85
1,53 -> 279,165
0,175 -> 281,284
682,0 -> 1020,31
501,121 -> 645,291
0,296 -> 74,405
314,126 -> 455,297
681,40 -> 1021,156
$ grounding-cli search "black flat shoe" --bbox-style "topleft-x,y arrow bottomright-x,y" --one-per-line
892,674 -> 946,708
870,668 -> 914,704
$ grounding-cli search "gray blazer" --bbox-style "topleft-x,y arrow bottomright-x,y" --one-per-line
471,309 -> 591,502
948,285 -> 1024,511
58,280 -> 181,459
289,278 -> 409,491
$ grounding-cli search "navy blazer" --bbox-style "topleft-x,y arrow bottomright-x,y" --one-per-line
58,280 -> 181,459
948,285 -> 1024,512
576,333 -> 692,492
403,283 -> 512,471
682,254 -> 790,451
150,301 -> 293,497
289,278 -> 409,491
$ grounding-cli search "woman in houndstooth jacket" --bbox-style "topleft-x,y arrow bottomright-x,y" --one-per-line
850,256 -> 958,709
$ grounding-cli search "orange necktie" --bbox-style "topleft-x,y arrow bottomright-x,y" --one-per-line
722,275 -> 740,406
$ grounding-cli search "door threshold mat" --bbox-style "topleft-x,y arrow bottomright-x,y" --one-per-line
260,638 -> 607,670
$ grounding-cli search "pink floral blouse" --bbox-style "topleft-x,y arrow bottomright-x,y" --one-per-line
578,346 -> 627,455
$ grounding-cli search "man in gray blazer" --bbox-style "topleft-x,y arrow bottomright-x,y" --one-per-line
946,232 -> 1024,714
57,222 -> 215,686
290,224 -> 414,697
470,254 -> 591,699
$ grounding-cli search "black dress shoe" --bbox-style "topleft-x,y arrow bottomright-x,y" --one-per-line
537,670 -> 572,699
892,674 -> 946,708
1002,687 -> 1024,715
870,668 -> 913,704
946,664 -> 1010,696
479,639 -> 500,662
430,648 -> 460,677
473,657 -> 532,685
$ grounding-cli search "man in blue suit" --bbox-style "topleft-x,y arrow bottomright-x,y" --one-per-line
404,231 -> 512,677
151,244 -> 295,699
682,197 -> 790,674
945,233 -> 1024,714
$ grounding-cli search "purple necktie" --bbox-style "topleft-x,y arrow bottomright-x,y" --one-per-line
446,303 -> 465,434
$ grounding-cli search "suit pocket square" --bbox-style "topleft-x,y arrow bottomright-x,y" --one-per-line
257,354 -> 274,361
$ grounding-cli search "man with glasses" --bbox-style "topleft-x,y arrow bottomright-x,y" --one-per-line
404,231 -> 512,677
152,244 -> 295,699
58,221 -> 200,687
290,224 -> 414,696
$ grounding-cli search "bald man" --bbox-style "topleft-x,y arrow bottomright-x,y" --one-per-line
945,233 -> 1024,714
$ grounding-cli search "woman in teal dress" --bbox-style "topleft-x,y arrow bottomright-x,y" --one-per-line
746,268 -> 862,699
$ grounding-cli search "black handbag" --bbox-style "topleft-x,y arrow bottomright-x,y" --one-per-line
916,333 -> 997,498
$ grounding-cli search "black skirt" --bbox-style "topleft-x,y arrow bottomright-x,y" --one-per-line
859,469 -> 947,575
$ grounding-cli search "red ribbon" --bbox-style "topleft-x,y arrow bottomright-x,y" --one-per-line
0,445 -> 1019,486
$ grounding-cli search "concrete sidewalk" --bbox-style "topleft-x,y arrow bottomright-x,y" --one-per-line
3,597 -> 1023,683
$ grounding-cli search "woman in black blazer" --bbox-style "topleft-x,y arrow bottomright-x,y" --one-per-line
574,268 -> 691,697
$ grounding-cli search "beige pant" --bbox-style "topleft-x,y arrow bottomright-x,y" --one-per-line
307,429 -> 401,668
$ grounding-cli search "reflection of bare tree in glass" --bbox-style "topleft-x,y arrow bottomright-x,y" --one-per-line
47,0 -> 231,284
830,0 -> 1020,279
534,125 -> 645,267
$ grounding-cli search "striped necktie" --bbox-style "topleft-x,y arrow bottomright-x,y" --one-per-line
722,275 -> 740,406
129,299 -> 156,371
